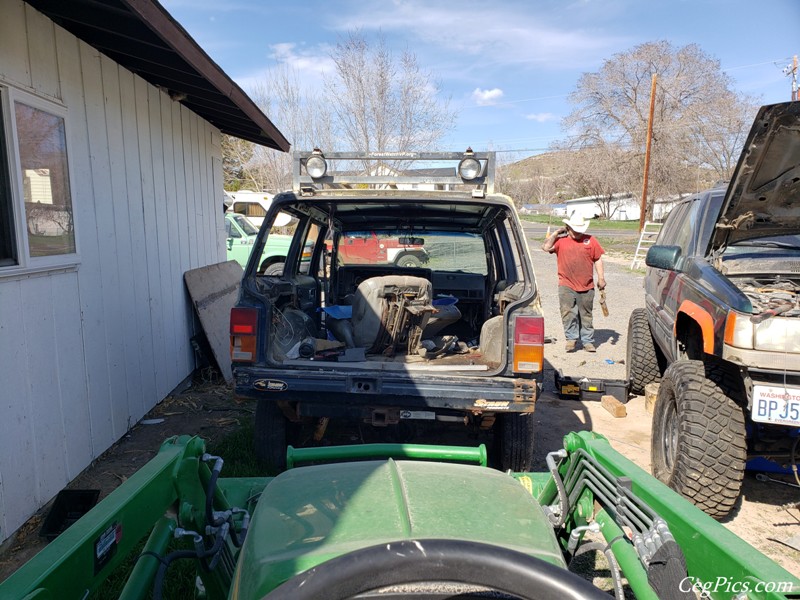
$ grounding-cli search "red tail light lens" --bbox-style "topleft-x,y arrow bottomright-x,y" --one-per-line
231,307 -> 258,335
231,307 -> 258,362
514,315 -> 544,374
515,315 -> 544,345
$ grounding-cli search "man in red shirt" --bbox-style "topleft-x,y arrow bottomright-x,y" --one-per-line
541,214 -> 606,352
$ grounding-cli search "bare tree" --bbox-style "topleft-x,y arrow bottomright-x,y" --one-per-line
228,66 -> 336,193
562,41 -> 759,217
497,164 -> 557,208
324,32 -> 456,170
221,134 -> 254,191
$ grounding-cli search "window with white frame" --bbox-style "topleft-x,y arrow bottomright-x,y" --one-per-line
0,86 -> 76,270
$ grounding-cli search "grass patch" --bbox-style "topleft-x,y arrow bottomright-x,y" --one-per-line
207,417 -> 269,478
521,214 -> 641,230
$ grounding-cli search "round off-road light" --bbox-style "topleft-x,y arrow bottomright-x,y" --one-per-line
306,155 -> 327,179
458,157 -> 481,181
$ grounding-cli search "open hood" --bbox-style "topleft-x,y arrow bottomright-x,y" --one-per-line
713,101 -> 800,250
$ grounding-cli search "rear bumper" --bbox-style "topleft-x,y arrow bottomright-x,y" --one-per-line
234,368 -> 538,413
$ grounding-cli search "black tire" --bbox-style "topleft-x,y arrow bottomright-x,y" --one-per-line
395,254 -> 422,268
626,308 -> 661,396
651,360 -> 747,520
254,399 -> 287,471
497,413 -> 535,471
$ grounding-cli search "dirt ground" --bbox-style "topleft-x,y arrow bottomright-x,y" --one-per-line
2,242 -> 800,585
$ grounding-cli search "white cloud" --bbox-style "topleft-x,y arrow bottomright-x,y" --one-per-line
525,112 -> 557,123
331,0 -> 628,73
472,88 -> 504,106
269,43 -> 335,78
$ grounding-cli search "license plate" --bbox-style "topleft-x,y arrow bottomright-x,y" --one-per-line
752,385 -> 800,426
400,410 -> 436,420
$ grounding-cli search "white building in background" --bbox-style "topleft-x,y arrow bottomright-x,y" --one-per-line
562,193 -> 684,222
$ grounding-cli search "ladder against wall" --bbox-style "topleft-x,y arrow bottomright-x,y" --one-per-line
630,221 -> 663,270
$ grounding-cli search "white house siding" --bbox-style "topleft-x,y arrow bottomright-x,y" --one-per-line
0,0 -> 225,541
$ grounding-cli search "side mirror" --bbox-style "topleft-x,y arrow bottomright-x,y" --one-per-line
227,238 -> 234,251
645,245 -> 681,270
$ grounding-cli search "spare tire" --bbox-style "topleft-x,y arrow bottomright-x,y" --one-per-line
651,360 -> 747,520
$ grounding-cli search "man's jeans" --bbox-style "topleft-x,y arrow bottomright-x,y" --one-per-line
558,286 -> 595,345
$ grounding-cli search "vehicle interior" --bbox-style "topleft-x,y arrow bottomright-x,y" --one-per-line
249,196 -> 533,368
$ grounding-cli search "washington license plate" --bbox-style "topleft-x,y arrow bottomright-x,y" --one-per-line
752,385 -> 800,426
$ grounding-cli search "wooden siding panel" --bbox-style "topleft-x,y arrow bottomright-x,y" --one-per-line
169,100 -> 193,376
0,281 -> 37,538
119,67 -> 154,420
80,43 -> 120,449
23,3 -> 59,99
140,77 -> 171,400
21,277 -> 69,505
0,0 -> 31,88
158,93 -> 182,382
101,55 -> 141,433
57,27 -> 106,461
51,273 -> 92,477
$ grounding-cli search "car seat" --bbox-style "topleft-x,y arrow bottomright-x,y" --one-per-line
351,275 -> 435,356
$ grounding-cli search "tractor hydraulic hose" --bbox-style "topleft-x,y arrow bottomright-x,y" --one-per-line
545,449 -> 569,527
603,545 -> 624,600
572,541 -> 624,600
228,508 -> 250,548
202,454 -> 226,527
152,523 -> 229,600
595,509 -> 659,600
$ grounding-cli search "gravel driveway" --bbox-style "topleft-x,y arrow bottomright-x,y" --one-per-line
530,240 -> 641,389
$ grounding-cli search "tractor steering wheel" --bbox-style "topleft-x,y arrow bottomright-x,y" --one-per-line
262,538 -> 608,600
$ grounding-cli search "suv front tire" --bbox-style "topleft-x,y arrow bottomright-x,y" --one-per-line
651,360 -> 747,520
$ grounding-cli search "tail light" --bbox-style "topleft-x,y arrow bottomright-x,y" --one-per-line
230,307 -> 258,362
513,315 -> 544,374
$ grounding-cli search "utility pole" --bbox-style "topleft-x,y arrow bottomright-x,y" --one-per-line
785,55 -> 798,101
639,73 -> 657,232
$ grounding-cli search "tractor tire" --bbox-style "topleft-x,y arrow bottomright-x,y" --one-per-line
651,360 -> 747,520
498,413 -> 535,472
626,308 -> 661,396
395,254 -> 422,268
254,399 -> 288,471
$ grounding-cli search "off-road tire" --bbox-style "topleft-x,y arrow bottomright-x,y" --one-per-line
395,253 -> 422,268
498,413 -> 535,472
626,308 -> 661,395
651,360 -> 747,520
254,399 -> 287,471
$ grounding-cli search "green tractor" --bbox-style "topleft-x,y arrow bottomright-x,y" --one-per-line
1,433 -> 797,599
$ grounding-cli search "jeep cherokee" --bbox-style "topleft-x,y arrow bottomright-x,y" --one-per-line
230,150 -> 544,471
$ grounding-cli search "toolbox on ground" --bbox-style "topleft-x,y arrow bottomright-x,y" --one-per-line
554,369 -> 629,404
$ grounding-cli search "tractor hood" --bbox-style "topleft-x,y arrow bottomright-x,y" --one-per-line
231,459 -> 565,598
712,101 -> 800,250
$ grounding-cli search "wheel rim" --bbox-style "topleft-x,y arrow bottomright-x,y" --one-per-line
662,396 -> 679,471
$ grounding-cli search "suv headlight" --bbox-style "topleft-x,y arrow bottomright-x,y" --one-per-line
725,310 -> 800,352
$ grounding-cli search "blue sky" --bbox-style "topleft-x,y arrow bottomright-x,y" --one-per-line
162,0 -> 799,158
